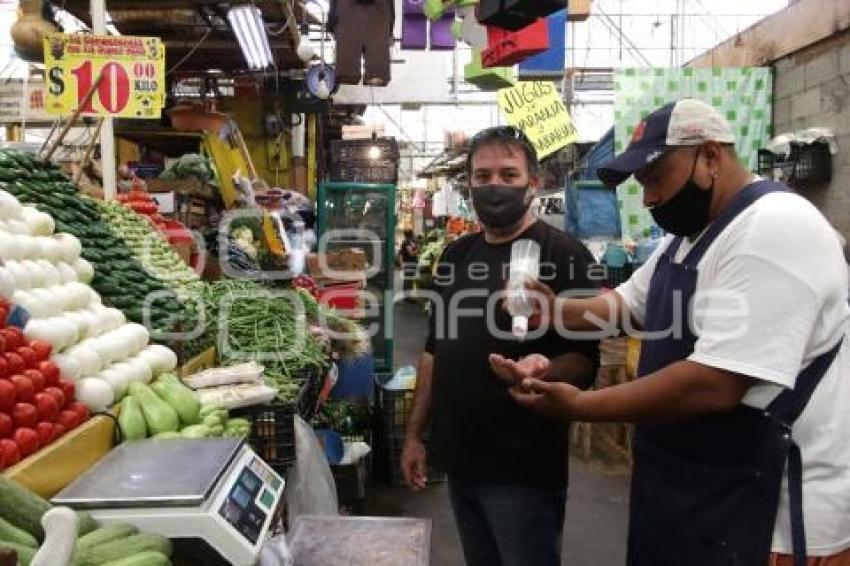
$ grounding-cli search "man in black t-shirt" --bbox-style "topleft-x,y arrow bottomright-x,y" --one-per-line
401,126 -> 599,566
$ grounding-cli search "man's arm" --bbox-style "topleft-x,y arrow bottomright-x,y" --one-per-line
404,352 -> 434,442
511,360 -> 753,424
544,352 -> 597,391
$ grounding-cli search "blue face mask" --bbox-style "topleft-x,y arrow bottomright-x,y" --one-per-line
649,150 -> 714,237
471,184 -> 532,229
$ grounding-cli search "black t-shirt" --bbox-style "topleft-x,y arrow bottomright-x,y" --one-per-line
426,221 -> 600,487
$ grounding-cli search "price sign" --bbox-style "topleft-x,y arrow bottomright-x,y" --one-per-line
43,33 -> 165,119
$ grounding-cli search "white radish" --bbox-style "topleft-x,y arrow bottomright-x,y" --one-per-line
75,377 -> 114,412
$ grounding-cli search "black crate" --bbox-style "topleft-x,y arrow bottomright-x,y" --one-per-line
329,160 -> 398,184
231,366 -> 325,474
377,387 -> 414,440
791,141 -> 832,186
331,138 -> 400,163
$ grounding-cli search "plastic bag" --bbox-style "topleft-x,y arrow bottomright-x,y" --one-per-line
182,362 -> 264,389
259,533 -> 294,566
285,416 -> 339,520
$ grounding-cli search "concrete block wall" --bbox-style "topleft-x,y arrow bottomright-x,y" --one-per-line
772,30 -> 850,239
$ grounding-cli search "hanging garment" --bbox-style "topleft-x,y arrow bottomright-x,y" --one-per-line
401,0 -> 456,50
329,0 -> 394,85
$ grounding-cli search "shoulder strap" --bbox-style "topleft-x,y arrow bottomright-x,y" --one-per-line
767,337 -> 843,424
681,180 -> 790,267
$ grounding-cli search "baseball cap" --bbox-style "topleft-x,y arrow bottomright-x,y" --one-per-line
597,99 -> 736,188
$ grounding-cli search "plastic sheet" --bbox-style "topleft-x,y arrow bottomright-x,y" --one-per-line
285,416 -> 339,520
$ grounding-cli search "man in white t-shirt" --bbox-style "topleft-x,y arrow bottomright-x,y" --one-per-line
489,99 -> 850,566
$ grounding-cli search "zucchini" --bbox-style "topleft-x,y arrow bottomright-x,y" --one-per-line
0,515 -> 37,548
73,533 -> 172,566
0,477 -> 96,542
100,550 -> 170,566
76,523 -> 139,551
0,541 -> 36,565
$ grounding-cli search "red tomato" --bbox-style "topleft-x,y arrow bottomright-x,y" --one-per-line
52,423 -> 66,439
4,353 -> 24,376
0,439 -> 21,468
56,410 -> 79,431
34,392 -> 59,422
13,428 -> 39,458
37,362 -> 60,386
0,297 -> 9,311
0,357 -> 9,378
29,342 -> 51,362
42,386 -> 66,408
67,401 -> 89,424
58,380 -> 75,402
16,347 -> 36,369
3,328 -> 24,350
0,308 -> 8,329
35,422 -> 55,446
0,413 -> 12,438
23,369 -> 44,392
8,374 -> 34,403
0,379 -> 15,412
11,403 -> 37,428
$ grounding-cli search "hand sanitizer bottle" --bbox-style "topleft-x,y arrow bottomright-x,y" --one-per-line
507,239 -> 541,339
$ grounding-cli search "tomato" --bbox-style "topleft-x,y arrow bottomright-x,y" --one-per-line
0,439 -> 21,468
0,308 -> 8,329
57,410 -> 79,431
29,341 -> 51,362
11,402 -> 38,428
0,357 -> 9,378
37,362 -> 60,386
35,422 -> 55,446
67,401 -> 89,424
13,428 -> 39,458
0,413 -> 12,438
0,297 -> 9,311
4,353 -> 24,375
8,374 -> 34,403
16,347 -> 36,369
3,328 -> 24,350
58,380 -> 75,402
43,386 -> 66,408
52,423 -> 66,439
0,379 -> 15,412
23,369 -> 44,392
34,392 -> 59,422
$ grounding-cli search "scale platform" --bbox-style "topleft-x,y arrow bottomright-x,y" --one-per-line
54,438 -> 285,566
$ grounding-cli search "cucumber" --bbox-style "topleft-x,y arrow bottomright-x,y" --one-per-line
0,515 -> 37,548
118,397 -> 147,441
0,541 -> 36,565
73,533 -> 172,566
0,477 -> 96,543
100,550 -> 171,566
76,523 -> 139,551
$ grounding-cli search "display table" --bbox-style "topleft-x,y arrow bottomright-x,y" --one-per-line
288,516 -> 431,566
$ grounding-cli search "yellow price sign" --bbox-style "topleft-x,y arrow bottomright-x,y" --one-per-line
43,33 -> 165,119
497,81 -> 579,159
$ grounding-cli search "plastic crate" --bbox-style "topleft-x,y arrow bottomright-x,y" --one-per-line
378,387 -> 415,440
329,160 -> 398,184
231,366 -> 325,473
331,138 -> 400,163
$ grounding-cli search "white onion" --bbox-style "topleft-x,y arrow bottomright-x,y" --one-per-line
55,262 -> 76,284
138,344 -> 178,375
124,357 -> 153,384
0,191 -> 23,220
13,290 -> 45,318
22,207 -> 54,236
15,236 -> 38,259
22,260 -> 46,288
0,268 -> 15,298
95,367 -> 131,399
65,343 -> 103,376
64,282 -> 92,310
50,353 -> 81,381
5,219 -> 29,235
72,258 -> 94,284
30,288 -> 63,317
36,237 -> 63,262
122,323 -> 150,353
26,317 -> 75,351
6,261 -> 31,289
75,377 -> 115,412
52,234 -> 82,263
38,260 -> 63,286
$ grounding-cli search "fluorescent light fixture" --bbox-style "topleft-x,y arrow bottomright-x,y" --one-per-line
304,0 -> 329,21
227,5 -> 274,71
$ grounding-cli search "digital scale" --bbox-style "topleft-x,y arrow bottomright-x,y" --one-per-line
53,438 -> 284,566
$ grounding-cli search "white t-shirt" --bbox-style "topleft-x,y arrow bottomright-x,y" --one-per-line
617,191 -> 850,556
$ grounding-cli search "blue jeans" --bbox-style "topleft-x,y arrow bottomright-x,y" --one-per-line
447,475 -> 567,566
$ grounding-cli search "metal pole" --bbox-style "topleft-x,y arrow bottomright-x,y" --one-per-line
91,0 -> 117,201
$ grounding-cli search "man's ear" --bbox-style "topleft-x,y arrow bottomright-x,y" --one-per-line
528,175 -> 542,193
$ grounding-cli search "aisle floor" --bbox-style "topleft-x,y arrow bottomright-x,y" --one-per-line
366,299 -> 630,565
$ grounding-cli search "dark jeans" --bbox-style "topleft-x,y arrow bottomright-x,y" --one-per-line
448,475 -> 567,566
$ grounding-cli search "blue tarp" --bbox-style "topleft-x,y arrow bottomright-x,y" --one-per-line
564,128 -> 620,238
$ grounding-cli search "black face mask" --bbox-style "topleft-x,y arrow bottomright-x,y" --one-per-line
650,150 -> 714,237
471,185 -> 532,230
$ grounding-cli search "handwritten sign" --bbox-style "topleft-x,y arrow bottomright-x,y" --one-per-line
497,81 -> 578,159
43,33 -> 165,119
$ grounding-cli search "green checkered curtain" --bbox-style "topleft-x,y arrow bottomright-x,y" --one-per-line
612,67 -> 774,239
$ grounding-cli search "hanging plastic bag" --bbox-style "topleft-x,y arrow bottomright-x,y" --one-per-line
285,416 -> 339,520
259,533 -> 294,566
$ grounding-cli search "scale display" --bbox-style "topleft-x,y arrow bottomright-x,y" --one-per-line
218,467 -> 266,544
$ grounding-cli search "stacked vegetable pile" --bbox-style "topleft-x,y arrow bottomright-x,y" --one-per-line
0,302 -> 88,470
96,200 -> 203,302
115,189 -> 160,223
0,150 -> 197,338
0,476 -> 173,565
118,372 -> 251,441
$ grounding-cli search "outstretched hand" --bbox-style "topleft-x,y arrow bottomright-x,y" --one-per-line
508,379 -> 584,421
489,353 -> 551,386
